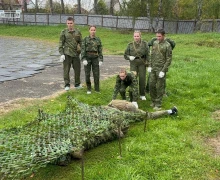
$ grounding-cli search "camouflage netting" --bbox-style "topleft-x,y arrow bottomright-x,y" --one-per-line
0,97 -> 146,180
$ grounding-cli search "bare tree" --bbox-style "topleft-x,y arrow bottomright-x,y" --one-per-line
146,0 -> 153,32
196,0 -> 203,21
155,0 -> 163,30
77,0 -> 81,14
94,0 -> 98,14
35,0 -> 38,13
1,0 -> 6,10
194,0 -> 203,31
109,0 -> 114,15
49,0 -> 53,14
173,0 -> 179,20
23,0 -> 28,12
60,0 -> 65,14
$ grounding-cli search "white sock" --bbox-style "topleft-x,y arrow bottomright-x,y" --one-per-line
167,109 -> 172,114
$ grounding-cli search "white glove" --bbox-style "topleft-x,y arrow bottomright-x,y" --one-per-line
60,55 -> 65,62
131,102 -> 138,109
129,56 -> 135,61
147,67 -> 152,73
99,61 -> 103,66
159,71 -> 165,78
83,60 -> 88,66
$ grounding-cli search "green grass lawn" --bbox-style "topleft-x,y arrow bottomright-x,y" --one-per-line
0,24 -> 220,180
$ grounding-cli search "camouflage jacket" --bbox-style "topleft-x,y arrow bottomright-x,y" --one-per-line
112,72 -> 138,101
58,28 -> 82,57
81,36 -> 103,61
150,40 -> 172,72
124,40 -> 149,65
148,37 -> 176,50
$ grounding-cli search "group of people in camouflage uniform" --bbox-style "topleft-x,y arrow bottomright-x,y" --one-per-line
59,17 -> 103,93
58,17 -> 177,116
113,29 -> 175,111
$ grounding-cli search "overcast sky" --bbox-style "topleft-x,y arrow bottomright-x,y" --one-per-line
35,0 -> 118,11
56,0 -> 95,10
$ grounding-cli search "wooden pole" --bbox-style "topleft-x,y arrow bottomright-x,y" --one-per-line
81,151 -> 84,180
118,124 -> 122,157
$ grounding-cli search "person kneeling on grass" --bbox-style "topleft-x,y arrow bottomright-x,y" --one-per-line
112,68 -> 139,109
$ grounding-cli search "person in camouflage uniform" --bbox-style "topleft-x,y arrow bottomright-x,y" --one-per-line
59,17 -> 82,91
124,31 -> 150,101
108,99 -> 178,119
148,29 -> 172,110
146,36 -> 175,94
81,25 -> 103,94
112,68 -> 139,108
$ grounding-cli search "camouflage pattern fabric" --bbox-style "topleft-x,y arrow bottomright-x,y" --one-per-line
108,100 -> 145,113
150,40 -> 172,72
0,97 -> 145,179
147,37 -> 175,94
107,100 -> 168,119
112,71 -> 139,101
148,37 -> 176,50
59,28 -> 82,57
84,58 -> 100,91
147,109 -> 168,119
81,36 -> 103,91
81,36 -> 103,62
149,40 -> 172,107
59,28 -> 82,87
63,55 -> 81,87
124,40 -> 149,61
124,40 -> 150,96
0,97 -> 170,179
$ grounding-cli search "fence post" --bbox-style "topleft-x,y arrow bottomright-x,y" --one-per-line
116,16 -> 118,30
176,20 -> 178,34
212,19 -> 214,32
35,13 -> 37,25
47,14 -> 49,25
132,17 -> 135,31
194,20 -> 197,32
22,12 -> 24,25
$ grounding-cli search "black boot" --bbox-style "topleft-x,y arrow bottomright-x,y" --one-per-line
170,106 -> 178,115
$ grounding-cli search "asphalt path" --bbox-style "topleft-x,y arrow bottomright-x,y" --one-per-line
0,36 -> 129,104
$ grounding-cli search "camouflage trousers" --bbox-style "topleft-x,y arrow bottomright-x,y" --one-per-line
63,55 -> 81,87
118,84 -> 134,102
130,59 -> 147,96
147,110 -> 168,119
149,70 -> 166,107
84,57 -> 100,92
146,73 -> 166,94
108,100 -> 169,120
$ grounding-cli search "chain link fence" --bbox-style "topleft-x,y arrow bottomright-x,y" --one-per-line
0,13 -> 220,34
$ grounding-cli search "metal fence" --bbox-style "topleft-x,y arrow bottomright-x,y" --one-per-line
0,13 -> 220,34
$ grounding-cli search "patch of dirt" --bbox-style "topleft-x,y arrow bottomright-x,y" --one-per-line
0,90 -> 65,116
212,110 -> 220,121
196,40 -> 220,48
206,110 -> 220,156
207,134 -> 220,156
